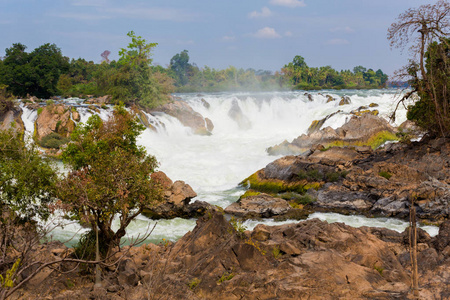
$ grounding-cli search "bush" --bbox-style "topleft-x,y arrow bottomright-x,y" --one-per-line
39,132 -> 69,149
378,171 -> 392,180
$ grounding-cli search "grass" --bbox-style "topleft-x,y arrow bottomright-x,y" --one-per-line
320,130 -> 398,151
188,278 -> 201,290
378,171 -> 392,180
229,217 -> 247,238
217,271 -> 235,284
272,246 -> 282,259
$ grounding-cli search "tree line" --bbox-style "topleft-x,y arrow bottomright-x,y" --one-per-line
0,32 -> 389,111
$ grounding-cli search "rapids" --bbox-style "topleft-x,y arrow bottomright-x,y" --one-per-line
23,89 -> 439,246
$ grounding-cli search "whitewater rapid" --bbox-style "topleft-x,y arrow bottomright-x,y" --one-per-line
29,89 -> 439,246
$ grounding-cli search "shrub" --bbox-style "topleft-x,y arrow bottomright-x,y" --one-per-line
217,271 -> 235,284
378,171 -> 392,180
229,217 -> 247,238
188,278 -> 201,290
39,132 -> 69,149
272,246 -> 282,259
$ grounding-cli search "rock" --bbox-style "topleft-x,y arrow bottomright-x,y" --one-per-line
224,193 -> 291,218
304,93 -> 313,102
228,100 -> 251,130
35,104 -> 76,141
201,98 -> 210,109
144,171 -> 214,219
369,103 -> 379,107
307,110 -> 342,134
154,100 -> 212,135
325,95 -> 335,103
339,96 -> 351,106
71,109 -> 81,122
433,220 -> 450,252
0,106 -> 24,133
268,114 -> 397,155
205,117 -> 214,132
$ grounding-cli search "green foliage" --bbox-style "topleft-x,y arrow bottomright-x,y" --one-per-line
37,107 -> 43,115
229,216 -> 247,238
39,132 -> 69,149
291,194 -> 316,205
282,56 -> 388,90
0,43 -> 69,98
217,271 -> 235,284
325,172 -> 341,182
0,85 -> 15,114
188,278 -> 201,290
378,171 -> 392,180
374,265 -> 384,275
239,190 -> 261,200
272,246 -> 282,259
58,105 -> 162,253
73,230 -> 108,265
0,258 -> 21,288
0,129 -> 57,221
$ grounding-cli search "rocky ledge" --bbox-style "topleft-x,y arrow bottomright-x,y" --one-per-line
230,136 -> 450,224
15,212 -> 450,299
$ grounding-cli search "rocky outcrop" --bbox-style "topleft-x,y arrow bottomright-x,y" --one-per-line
224,193 -> 292,218
339,95 -> 351,105
142,171 -> 213,219
228,100 -> 251,130
154,100 -> 213,135
267,113 -> 397,155
0,106 -> 24,133
244,137 -> 450,223
35,104 -> 76,141
17,213 -> 450,299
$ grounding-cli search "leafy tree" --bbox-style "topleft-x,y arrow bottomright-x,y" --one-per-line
388,0 -> 450,136
170,50 -> 192,86
0,129 -> 57,221
58,105 -> 162,254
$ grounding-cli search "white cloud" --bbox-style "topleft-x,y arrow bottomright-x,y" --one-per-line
51,13 -> 111,21
329,26 -> 355,33
253,27 -> 282,39
248,7 -> 272,18
270,0 -> 306,8
325,38 -> 350,45
222,35 -> 236,42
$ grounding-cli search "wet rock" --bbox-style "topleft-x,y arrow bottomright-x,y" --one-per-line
268,114 -> 396,155
228,99 -> 251,130
224,193 -> 291,218
154,100 -> 213,135
143,171 -> 214,219
0,106 -> 24,133
201,98 -> 210,109
339,96 -> 351,106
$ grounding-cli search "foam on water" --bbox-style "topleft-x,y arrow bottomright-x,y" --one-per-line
23,89 -> 439,244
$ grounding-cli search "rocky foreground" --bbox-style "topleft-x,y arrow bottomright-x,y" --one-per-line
12,211 -> 450,299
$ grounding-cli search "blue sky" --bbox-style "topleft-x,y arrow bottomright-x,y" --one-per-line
0,0 -> 430,75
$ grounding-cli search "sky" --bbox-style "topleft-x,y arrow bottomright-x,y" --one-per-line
0,0 -> 432,76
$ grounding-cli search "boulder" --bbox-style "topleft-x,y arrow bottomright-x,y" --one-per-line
154,100 -> 213,135
0,106 -> 24,133
143,171 -> 213,219
35,104 -> 76,141
228,100 -> 251,130
339,96 -> 351,106
224,193 -> 292,218
268,113 -> 397,155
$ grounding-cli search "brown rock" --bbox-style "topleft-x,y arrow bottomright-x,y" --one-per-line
225,193 -> 291,218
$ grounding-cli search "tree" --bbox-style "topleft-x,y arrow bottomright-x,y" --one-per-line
58,105 -> 162,254
388,0 -> 450,137
170,50 -> 192,86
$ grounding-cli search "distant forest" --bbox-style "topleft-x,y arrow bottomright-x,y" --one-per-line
0,36 -> 389,108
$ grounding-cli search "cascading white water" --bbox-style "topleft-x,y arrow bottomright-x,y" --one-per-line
23,89 -> 439,246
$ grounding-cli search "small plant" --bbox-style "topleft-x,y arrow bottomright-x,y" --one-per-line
239,190 -> 260,200
229,217 -> 247,238
0,258 -> 21,288
101,104 -> 108,109
297,170 -> 308,180
39,132 -> 69,149
46,99 -> 54,106
396,129 -> 413,144
245,238 -> 266,255
293,194 -> 316,205
325,172 -> 340,182
65,279 -> 75,289
374,265 -> 384,275
37,107 -> 43,115
272,246 -> 282,259
307,169 -> 322,181
188,278 -> 201,290
217,270 -> 235,284
378,171 -> 392,180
